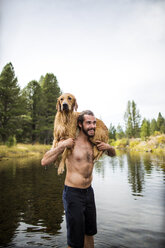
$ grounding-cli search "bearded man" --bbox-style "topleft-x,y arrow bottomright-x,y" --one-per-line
41,110 -> 116,248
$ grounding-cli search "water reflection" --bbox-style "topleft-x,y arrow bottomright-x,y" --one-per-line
0,153 -> 165,248
94,156 -> 107,178
95,151 -> 165,198
93,152 -> 165,248
0,158 -> 65,246
126,152 -> 145,197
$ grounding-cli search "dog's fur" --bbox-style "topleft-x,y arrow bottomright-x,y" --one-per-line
52,93 -> 109,175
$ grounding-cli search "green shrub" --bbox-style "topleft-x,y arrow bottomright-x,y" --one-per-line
156,135 -> 165,144
114,138 -> 128,148
108,139 -> 116,146
153,131 -> 161,136
6,136 -> 17,147
129,139 -> 140,148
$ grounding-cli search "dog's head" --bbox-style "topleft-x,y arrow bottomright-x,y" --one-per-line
56,93 -> 78,112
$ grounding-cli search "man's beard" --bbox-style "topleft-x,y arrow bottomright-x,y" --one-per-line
81,124 -> 95,137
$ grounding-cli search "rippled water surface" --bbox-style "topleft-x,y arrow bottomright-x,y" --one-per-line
0,152 -> 165,248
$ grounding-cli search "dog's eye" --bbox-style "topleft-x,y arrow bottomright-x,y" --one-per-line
60,98 -> 63,101
68,96 -> 72,100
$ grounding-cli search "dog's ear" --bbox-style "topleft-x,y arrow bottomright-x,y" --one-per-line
56,99 -> 61,112
74,99 -> 78,111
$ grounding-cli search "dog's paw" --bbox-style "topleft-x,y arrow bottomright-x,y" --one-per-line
58,166 -> 64,175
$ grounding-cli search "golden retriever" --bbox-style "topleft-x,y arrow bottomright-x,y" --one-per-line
52,93 -> 109,175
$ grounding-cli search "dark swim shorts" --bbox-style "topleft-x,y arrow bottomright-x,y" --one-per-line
63,185 -> 97,248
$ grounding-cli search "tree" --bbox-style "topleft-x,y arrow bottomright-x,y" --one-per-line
108,123 -> 116,140
124,100 -> 141,138
116,124 -> 125,139
40,73 -> 61,144
22,80 -> 44,143
150,118 -> 157,135
124,101 -> 133,138
140,119 -> 150,140
0,63 -> 23,143
157,112 -> 165,133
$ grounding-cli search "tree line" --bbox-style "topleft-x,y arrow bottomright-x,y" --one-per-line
0,62 -> 165,145
0,62 -> 61,144
109,100 -> 165,140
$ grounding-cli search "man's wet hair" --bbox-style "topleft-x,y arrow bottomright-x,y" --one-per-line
77,110 -> 95,129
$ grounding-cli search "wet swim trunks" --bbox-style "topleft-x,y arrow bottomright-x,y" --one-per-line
63,185 -> 97,248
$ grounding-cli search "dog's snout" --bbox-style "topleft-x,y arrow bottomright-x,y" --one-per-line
63,103 -> 69,110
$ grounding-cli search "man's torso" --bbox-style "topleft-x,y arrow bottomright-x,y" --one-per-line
64,137 -> 94,188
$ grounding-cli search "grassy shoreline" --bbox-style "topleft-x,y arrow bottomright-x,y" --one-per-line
110,134 -> 165,155
0,143 -> 51,161
0,134 -> 165,162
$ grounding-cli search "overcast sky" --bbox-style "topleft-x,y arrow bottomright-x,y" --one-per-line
0,0 -> 165,128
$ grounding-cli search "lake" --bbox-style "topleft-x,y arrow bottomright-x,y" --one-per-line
0,152 -> 165,248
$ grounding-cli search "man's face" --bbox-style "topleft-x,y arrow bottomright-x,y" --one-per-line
80,115 -> 96,137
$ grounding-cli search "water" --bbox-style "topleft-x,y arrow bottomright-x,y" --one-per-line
0,152 -> 165,248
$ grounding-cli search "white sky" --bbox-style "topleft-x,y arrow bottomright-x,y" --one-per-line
0,0 -> 165,128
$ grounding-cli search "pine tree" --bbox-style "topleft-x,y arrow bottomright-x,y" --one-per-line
108,123 -> 116,140
140,119 -> 150,140
22,80 -> 43,143
157,112 -> 165,133
0,63 -> 22,142
124,101 -> 133,137
116,124 -> 125,139
40,73 -> 61,144
150,118 -> 157,135
132,101 -> 141,137
124,100 -> 141,138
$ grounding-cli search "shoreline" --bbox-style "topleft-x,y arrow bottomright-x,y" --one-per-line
0,144 -> 51,161
1,134 -> 165,162
111,134 -> 165,155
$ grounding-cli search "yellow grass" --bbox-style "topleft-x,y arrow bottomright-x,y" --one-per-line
0,143 -> 51,160
110,134 -> 165,155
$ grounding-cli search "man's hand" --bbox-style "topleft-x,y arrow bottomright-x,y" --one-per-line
96,141 -> 110,151
41,138 -> 75,167
96,140 -> 116,157
59,138 -> 75,149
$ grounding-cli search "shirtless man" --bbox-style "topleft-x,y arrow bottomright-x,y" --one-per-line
41,110 -> 116,248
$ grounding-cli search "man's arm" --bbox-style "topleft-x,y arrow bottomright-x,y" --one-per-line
96,141 -> 116,157
41,138 -> 75,166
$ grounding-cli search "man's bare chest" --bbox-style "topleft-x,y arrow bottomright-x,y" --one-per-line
72,143 -> 93,163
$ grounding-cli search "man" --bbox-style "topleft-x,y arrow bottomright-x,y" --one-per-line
41,110 -> 116,248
